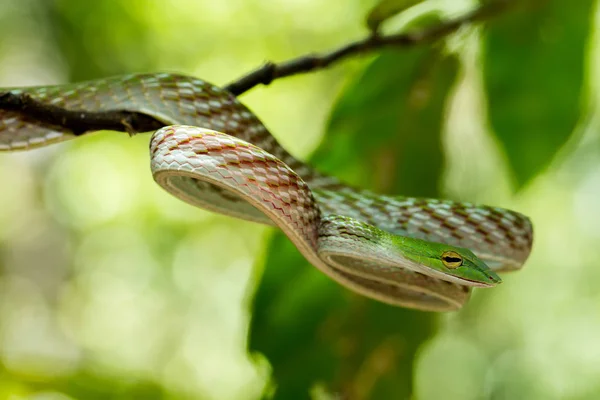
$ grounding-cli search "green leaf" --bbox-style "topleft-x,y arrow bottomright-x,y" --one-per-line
249,47 -> 460,399
483,0 -> 594,187
315,48 -> 458,196
366,0 -> 425,32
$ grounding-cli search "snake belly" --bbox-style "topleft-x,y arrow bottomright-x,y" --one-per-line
0,73 -> 534,311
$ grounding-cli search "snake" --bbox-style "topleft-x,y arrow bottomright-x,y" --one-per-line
0,73 -> 533,311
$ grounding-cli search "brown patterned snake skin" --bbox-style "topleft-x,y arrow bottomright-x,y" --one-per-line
0,73 -> 533,311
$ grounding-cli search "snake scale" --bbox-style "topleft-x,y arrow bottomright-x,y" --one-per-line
0,73 -> 533,311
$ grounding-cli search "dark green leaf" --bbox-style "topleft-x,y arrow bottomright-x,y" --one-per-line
249,47 -> 460,398
366,0 -> 426,32
483,0 -> 594,187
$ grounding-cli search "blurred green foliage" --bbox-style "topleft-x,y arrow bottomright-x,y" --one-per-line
251,47 -> 458,399
0,0 -> 599,399
483,0 -> 594,187
365,0 -> 425,32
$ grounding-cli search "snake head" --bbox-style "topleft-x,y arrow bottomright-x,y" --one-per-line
441,247 -> 501,286
399,239 -> 502,287
318,215 -> 501,289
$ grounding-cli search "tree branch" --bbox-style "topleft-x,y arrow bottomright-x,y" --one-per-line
225,0 -> 514,96
0,92 -> 163,135
0,1 -> 514,135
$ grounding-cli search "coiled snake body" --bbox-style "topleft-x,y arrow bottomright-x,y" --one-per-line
0,73 -> 533,311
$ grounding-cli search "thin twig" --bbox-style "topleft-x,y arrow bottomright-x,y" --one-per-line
0,92 -> 163,135
0,1 -> 514,135
225,0 -> 513,96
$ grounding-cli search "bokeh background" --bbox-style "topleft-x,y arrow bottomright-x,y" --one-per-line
0,0 -> 598,399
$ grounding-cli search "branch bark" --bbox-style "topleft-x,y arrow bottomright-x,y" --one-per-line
0,92 -> 163,135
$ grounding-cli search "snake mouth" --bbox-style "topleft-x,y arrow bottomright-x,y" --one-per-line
459,270 -> 502,287
417,265 -> 501,287
459,277 -> 498,288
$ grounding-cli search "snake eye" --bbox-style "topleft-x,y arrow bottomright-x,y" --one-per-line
442,251 -> 463,269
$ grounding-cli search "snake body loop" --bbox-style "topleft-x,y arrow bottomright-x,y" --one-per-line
0,73 -> 534,311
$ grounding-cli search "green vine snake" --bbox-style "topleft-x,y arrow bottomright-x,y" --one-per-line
0,73 -> 533,311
